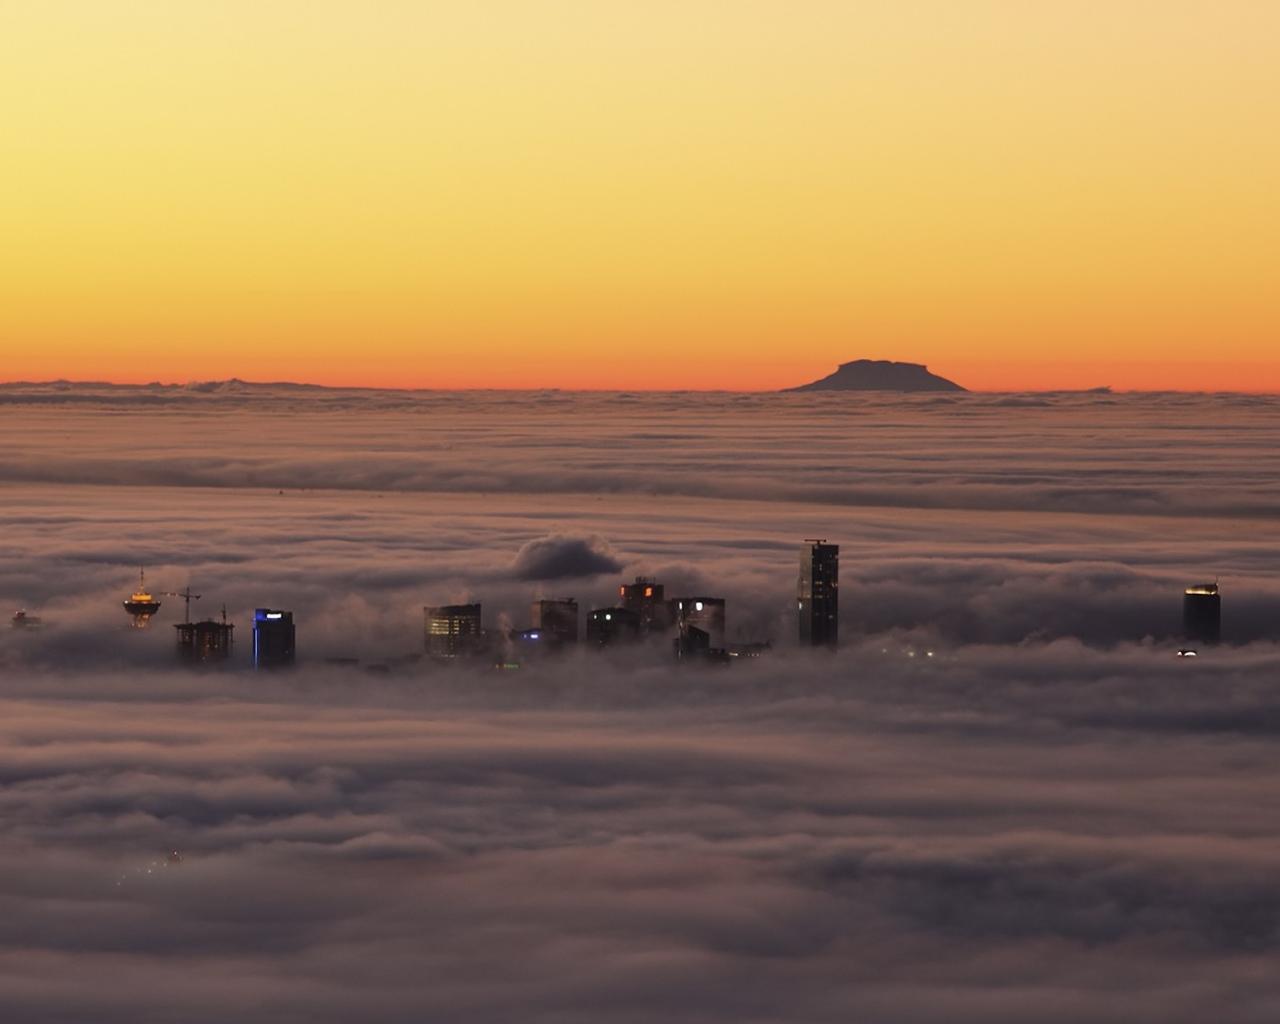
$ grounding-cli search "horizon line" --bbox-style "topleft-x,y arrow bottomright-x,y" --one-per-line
3,376 -> 1279,397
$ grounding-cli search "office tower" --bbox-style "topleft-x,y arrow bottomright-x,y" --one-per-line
619,577 -> 671,634
252,608 -> 296,668
671,597 -> 726,649
424,603 -> 483,658
531,598 -> 579,647
1183,583 -> 1221,645
175,618 -> 234,663
799,539 -> 839,647
585,606 -> 641,647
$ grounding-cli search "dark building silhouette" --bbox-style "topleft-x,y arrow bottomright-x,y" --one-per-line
1183,583 -> 1221,645
586,607 -> 640,647
620,577 -> 671,634
252,609 -> 295,668
425,603 -> 483,659
799,540 -> 839,647
175,616 -> 234,663
531,598 -> 579,647
728,640 -> 772,659
674,623 -> 712,659
671,597 -> 726,648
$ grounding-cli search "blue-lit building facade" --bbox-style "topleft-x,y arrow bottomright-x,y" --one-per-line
253,608 -> 296,668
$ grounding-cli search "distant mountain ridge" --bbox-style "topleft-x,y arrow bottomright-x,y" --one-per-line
786,360 -> 966,393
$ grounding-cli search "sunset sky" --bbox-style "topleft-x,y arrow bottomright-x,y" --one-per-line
2,1 -> 1277,391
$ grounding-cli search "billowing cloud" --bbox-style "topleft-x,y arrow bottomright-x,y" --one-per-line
511,532 -> 625,580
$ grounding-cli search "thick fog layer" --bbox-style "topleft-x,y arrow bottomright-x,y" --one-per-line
1,384 -> 1278,1021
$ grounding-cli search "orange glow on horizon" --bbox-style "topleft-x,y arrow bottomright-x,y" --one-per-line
1,2 -> 1278,393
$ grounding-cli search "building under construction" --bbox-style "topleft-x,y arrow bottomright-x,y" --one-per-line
175,615 -> 234,663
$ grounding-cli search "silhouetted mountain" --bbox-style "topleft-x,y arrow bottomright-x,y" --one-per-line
786,360 -> 965,392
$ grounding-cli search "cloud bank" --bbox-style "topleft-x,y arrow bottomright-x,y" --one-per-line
1,384 -> 1278,1020
1,646 -> 1279,1022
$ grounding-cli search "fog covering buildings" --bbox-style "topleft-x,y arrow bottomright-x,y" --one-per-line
1183,583 -> 1222,645
65,544 -> 1251,671
798,539 -> 839,648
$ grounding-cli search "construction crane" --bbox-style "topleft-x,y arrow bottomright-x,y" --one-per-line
160,586 -> 202,624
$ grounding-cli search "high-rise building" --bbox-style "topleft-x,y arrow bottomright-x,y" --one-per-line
619,577 -> 671,634
585,606 -> 641,647
1183,583 -> 1221,645
799,540 -> 839,647
531,598 -> 579,647
424,603 -> 483,659
175,618 -> 234,663
252,608 -> 295,668
671,597 -> 726,649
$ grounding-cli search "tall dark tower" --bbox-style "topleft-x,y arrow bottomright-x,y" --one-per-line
253,609 -> 296,668
1183,583 -> 1221,646
799,540 -> 838,647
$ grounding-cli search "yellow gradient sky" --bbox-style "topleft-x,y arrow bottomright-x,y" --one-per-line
2,1 -> 1277,391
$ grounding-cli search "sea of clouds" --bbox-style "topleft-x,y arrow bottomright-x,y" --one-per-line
1,383 -> 1278,1021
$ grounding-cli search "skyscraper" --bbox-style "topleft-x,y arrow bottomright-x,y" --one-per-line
619,577 -> 671,634
252,609 -> 296,668
424,603 -> 483,659
531,598 -> 579,647
799,540 -> 838,647
1183,583 -> 1221,646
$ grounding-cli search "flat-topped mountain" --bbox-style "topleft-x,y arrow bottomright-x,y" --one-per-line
786,359 -> 966,393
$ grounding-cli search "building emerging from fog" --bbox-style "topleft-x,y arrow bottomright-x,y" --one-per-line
619,577 -> 671,634
252,609 -> 295,668
425,603 -> 483,659
531,598 -> 579,647
175,615 -> 234,663
586,607 -> 640,647
1183,583 -> 1221,645
672,597 -> 726,648
799,540 -> 839,648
